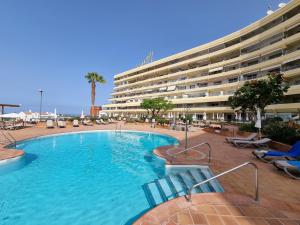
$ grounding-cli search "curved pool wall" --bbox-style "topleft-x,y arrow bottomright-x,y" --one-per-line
0,131 -> 178,225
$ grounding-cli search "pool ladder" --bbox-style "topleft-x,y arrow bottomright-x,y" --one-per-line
0,130 -> 17,147
115,124 -> 122,133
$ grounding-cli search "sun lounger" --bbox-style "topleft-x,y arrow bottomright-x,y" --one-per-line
273,160 -> 300,179
95,119 -> 107,125
233,138 -> 271,148
58,121 -> 66,128
73,119 -> 79,127
100,119 -> 108,124
252,141 -> 300,163
226,133 -> 257,143
83,120 -> 93,126
46,120 -> 54,128
5,123 -> 24,130
108,118 -> 117,123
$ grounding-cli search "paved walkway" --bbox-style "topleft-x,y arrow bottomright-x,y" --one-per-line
0,148 -> 24,161
133,193 -> 300,225
1,122 -> 299,224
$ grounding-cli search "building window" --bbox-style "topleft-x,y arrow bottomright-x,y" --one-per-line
197,83 -> 208,87
228,78 -> 238,83
213,81 -> 222,85
243,73 -> 257,80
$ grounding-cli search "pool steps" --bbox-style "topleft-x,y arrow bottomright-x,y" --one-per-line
143,167 -> 223,207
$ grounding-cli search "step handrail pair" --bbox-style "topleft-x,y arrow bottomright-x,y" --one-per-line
115,124 -> 122,133
0,130 -> 17,147
168,142 -> 212,163
185,162 -> 259,202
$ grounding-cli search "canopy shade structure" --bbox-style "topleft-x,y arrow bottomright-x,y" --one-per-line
0,103 -> 20,114
0,113 -> 20,118
0,104 -> 20,121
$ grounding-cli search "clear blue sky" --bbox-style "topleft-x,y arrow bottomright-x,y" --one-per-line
0,0 -> 286,114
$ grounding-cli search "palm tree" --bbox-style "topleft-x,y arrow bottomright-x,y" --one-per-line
85,72 -> 106,115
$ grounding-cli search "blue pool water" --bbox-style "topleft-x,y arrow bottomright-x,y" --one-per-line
0,131 -> 178,225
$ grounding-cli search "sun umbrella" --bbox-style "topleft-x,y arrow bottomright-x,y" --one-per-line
203,112 -> 207,120
54,108 -> 58,120
80,110 -> 85,119
255,108 -> 262,139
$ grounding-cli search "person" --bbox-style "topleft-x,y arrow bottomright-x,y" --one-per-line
151,118 -> 156,128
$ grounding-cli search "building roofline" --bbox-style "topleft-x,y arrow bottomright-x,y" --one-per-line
114,0 -> 297,79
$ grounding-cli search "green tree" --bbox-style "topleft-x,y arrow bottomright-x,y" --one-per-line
85,72 -> 106,107
228,73 -> 289,115
140,98 -> 174,119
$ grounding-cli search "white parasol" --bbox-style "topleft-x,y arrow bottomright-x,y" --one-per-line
255,108 -> 262,139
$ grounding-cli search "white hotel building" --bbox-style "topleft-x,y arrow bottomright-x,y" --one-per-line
103,0 -> 300,121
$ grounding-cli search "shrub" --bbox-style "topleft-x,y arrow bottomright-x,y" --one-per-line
264,116 -> 283,125
100,116 -> 109,121
156,117 -> 169,126
180,115 -> 193,124
239,122 -> 258,132
262,121 -> 300,145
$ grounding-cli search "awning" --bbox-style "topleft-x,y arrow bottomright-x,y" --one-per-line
208,66 -> 223,73
261,48 -> 283,57
261,64 -> 281,71
286,22 -> 300,31
167,85 -> 176,91
242,70 -> 260,75
159,87 -> 167,91
283,56 -> 300,64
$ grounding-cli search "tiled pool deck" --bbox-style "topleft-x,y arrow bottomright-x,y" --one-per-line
0,122 -> 299,224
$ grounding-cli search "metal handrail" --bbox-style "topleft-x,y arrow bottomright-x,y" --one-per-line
115,124 -> 121,133
0,131 -> 17,147
186,162 -> 259,202
168,142 -> 212,163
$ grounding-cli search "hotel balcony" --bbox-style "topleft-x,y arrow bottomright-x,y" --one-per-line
103,1 -> 300,119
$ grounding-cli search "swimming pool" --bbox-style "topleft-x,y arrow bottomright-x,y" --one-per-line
0,130 -> 223,225
0,131 -> 179,225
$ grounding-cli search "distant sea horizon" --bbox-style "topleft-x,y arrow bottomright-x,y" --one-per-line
3,103 -> 92,116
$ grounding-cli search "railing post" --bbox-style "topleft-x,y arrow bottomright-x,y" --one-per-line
168,142 -> 212,164
254,163 -> 259,201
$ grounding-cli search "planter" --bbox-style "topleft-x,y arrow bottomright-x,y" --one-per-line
269,141 -> 291,152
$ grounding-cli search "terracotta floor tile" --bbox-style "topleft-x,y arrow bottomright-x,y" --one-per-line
221,215 -> 239,225
176,211 -> 193,225
163,221 -> 177,225
236,217 -> 257,225
226,206 -> 245,216
194,205 -> 217,215
250,218 -> 270,225
140,221 -> 158,225
206,215 -> 224,225
214,205 -> 232,215
265,219 -> 284,225
191,213 -> 208,225
169,214 -> 179,224
269,210 -> 289,219
239,207 -> 263,218
279,220 -> 300,225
